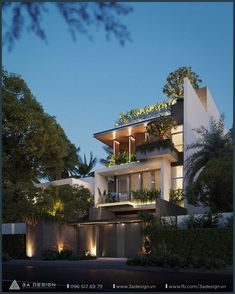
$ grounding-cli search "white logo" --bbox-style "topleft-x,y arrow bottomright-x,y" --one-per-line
9,280 -> 20,290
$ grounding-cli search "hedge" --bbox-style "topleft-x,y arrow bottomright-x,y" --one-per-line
151,228 -> 232,264
2,234 -> 26,259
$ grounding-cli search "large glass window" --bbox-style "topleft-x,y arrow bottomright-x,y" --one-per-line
118,175 -> 129,200
171,125 -> 183,152
142,171 -> 151,190
171,166 -> 183,190
130,173 -> 141,191
153,170 -> 161,190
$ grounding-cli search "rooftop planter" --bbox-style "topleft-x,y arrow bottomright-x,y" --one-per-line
114,100 -> 173,127
136,139 -> 178,162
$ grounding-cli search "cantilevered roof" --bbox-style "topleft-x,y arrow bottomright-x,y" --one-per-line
93,116 -> 160,147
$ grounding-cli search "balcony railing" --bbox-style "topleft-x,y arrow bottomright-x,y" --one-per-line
98,192 -> 131,204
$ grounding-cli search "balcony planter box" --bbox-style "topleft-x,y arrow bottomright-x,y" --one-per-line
136,139 -> 178,162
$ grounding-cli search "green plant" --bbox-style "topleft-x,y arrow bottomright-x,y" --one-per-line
163,66 -> 202,102
146,115 -> 177,140
186,213 -> 222,229
2,234 -> 26,259
132,189 -> 160,203
41,249 -> 58,260
127,254 -> 227,269
57,249 -> 73,260
136,139 -> 175,155
68,252 -> 97,260
108,151 -> 136,166
115,100 -> 173,126
2,251 -> 12,262
169,189 -> 184,205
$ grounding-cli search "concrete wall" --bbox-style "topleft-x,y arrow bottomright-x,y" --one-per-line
183,78 -> 221,214
35,177 -> 95,194
26,222 -> 77,258
160,159 -> 171,201
94,172 -> 108,205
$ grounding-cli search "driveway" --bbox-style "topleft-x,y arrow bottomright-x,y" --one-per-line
2,258 -> 233,292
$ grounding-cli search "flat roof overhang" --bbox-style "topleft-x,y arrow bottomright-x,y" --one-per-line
96,159 -> 162,177
93,113 -> 170,147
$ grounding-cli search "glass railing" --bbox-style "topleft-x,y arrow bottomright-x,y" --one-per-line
98,192 -> 131,204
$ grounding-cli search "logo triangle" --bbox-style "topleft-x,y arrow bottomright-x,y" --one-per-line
9,280 -> 20,290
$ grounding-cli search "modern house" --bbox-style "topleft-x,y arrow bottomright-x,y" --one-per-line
92,77 -> 220,215
25,78 -> 221,258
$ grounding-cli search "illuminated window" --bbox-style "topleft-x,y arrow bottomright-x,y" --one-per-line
171,165 -> 183,190
171,125 -> 183,152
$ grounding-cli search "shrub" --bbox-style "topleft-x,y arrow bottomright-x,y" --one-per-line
2,234 -> 26,259
68,252 -> 97,260
127,254 -> 227,269
2,251 -> 12,262
41,249 -> 58,260
57,249 -> 73,260
151,228 -> 232,264
132,189 -> 160,203
136,139 -> 175,155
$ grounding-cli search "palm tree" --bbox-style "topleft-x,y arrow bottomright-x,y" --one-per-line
185,116 -> 232,184
77,152 -> 97,177
99,145 -> 113,166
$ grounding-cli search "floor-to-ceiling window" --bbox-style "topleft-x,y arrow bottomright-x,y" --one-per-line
117,169 -> 161,201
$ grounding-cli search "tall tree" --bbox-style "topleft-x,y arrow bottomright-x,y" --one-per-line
3,2 -> 133,51
99,145 -> 113,167
185,117 -> 231,184
163,66 -> 202,102
2,68 -> 79,183
146,115 -> 177,140
187,154 -> 232,213
77,152 -> 97,177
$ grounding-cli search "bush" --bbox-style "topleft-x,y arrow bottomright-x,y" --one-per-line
151,228 -> 232,264
2,251 -> 12,262
127,254 -> 227,269
41,249 -> 58,260
3,234 -> 26,259
69,252 -> 97,260
57,249 -> 73,260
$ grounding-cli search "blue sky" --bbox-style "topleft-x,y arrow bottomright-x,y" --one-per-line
3,2 -> 233,168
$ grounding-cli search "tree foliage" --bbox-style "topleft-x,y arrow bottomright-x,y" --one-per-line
99,145 -> 113,167
2,69 -> 95,223
146,115 -> 177,140
185,117 -> 232,184
163,66 -> 202,101
2,68 -> 79,183
3,183 -> 93,224
185,117 -> 232,212
77,152 -> 97,177
3,2 -> 133,51
187,155 -> 232,213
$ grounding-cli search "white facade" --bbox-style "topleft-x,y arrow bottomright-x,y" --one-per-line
183,78 -> 221,213
94,78 -> 222,214
35,177 -> 95,195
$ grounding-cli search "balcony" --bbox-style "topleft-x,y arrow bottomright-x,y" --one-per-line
136,139 -> 178,162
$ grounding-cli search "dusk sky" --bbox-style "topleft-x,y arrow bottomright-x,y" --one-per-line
3,2 -> 233,169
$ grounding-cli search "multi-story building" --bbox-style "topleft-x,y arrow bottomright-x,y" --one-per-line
92,77 -> 220,217
26,78 -> 222,258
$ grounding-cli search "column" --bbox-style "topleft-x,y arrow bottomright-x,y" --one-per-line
160,158 -> 171,201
